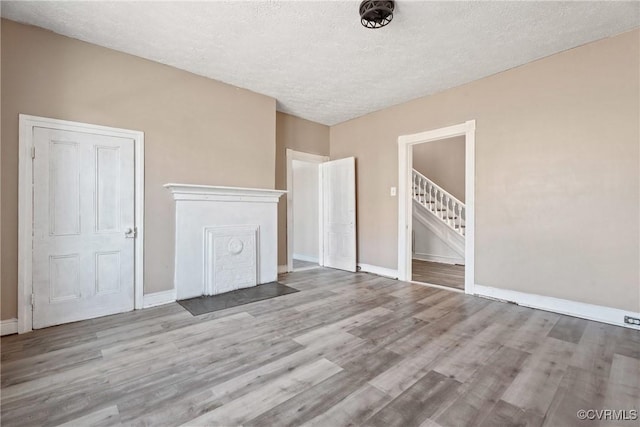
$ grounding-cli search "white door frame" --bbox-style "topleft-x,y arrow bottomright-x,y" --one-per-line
285,149 -> 329,272
397,120 -> 476,294
18,114 -> 145,333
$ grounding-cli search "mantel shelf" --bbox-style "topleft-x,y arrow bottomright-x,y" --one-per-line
164,183 -> 286,202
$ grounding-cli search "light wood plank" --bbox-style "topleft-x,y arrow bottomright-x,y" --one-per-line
304,384 -> 392,427
56,405 -> 121,427
181,358 -> 342,426
435,346 -> 530,426
501,337 -> 576,416
367,370 -> 461,427
542,366 -> 607,427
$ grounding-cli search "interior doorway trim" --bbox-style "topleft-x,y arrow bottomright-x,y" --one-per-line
397,120 -> 476,294
285,149 -> 329,272
18,114 -> 145,333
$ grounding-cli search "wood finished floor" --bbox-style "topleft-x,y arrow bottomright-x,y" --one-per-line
1,268 -> 639,427
412,259 -> 465,290
293,259 -> 318,270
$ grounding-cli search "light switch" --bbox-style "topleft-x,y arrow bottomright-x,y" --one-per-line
390,187 -> 397,196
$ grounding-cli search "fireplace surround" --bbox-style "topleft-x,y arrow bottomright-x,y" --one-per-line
164,184 -> 286,300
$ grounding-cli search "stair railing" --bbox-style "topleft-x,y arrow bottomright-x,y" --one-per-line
412,169 -> 466,237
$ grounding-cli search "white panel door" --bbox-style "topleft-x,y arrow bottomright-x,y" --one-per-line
32,127 -> 135,329
320,157 -> 356,272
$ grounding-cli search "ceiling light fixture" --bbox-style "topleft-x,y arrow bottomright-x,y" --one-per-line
359,0 -> 395,29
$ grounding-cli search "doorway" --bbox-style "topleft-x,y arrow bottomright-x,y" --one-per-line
411,136 -> 466,291
397,120 -> 475,294
286,149 -> 328,272
286,150 -> 357,274
18,115 -> 144,333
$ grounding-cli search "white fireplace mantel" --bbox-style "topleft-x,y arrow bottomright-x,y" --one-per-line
165,184 -> 286,300
164,183 -> 286,202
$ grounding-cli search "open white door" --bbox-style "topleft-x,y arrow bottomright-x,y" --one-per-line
320,157 -> 356,272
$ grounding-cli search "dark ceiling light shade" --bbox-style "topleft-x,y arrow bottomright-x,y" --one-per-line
359,0 -> 395,29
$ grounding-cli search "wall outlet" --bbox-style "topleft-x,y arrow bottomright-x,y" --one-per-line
624,316 -> 640,326
390,187 -> 397,197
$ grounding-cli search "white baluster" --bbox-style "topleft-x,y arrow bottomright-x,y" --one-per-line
422,178 -> 426,205
454,203 -> 458,230
412,173 -> 417,199
446,198 -> 451,226
433,188 -> 437,214
451,200 -> 456,228
445,196 -> 451,225
442,195 -> 446,221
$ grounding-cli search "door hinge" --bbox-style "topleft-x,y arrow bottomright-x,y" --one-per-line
31,293 -> 35,307
31,146 -> 35,159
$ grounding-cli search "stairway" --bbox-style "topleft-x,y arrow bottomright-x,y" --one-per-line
412,169 -> 465,257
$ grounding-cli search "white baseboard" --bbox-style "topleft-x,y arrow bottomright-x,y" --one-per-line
278,265 -> 289,274
293,265 -> 321,272
358,263 -> 398,279
1,318 -> 18,336
410,280 -> 464,294
143,289 -> 177,309
474,284 -> 640,330
412,253 -> 465,265
293,254 -> 319,263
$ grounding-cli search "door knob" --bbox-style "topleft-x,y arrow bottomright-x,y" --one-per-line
124,227 -> 136,238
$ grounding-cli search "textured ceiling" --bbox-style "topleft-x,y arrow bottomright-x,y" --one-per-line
2,1 -> 638,125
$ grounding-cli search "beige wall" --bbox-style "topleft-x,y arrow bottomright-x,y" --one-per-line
1,20 -> 276,319
292,160 -> 320,260
275,112 -> 330,266
413,136 -> 465,202
331,30 -> 639,312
